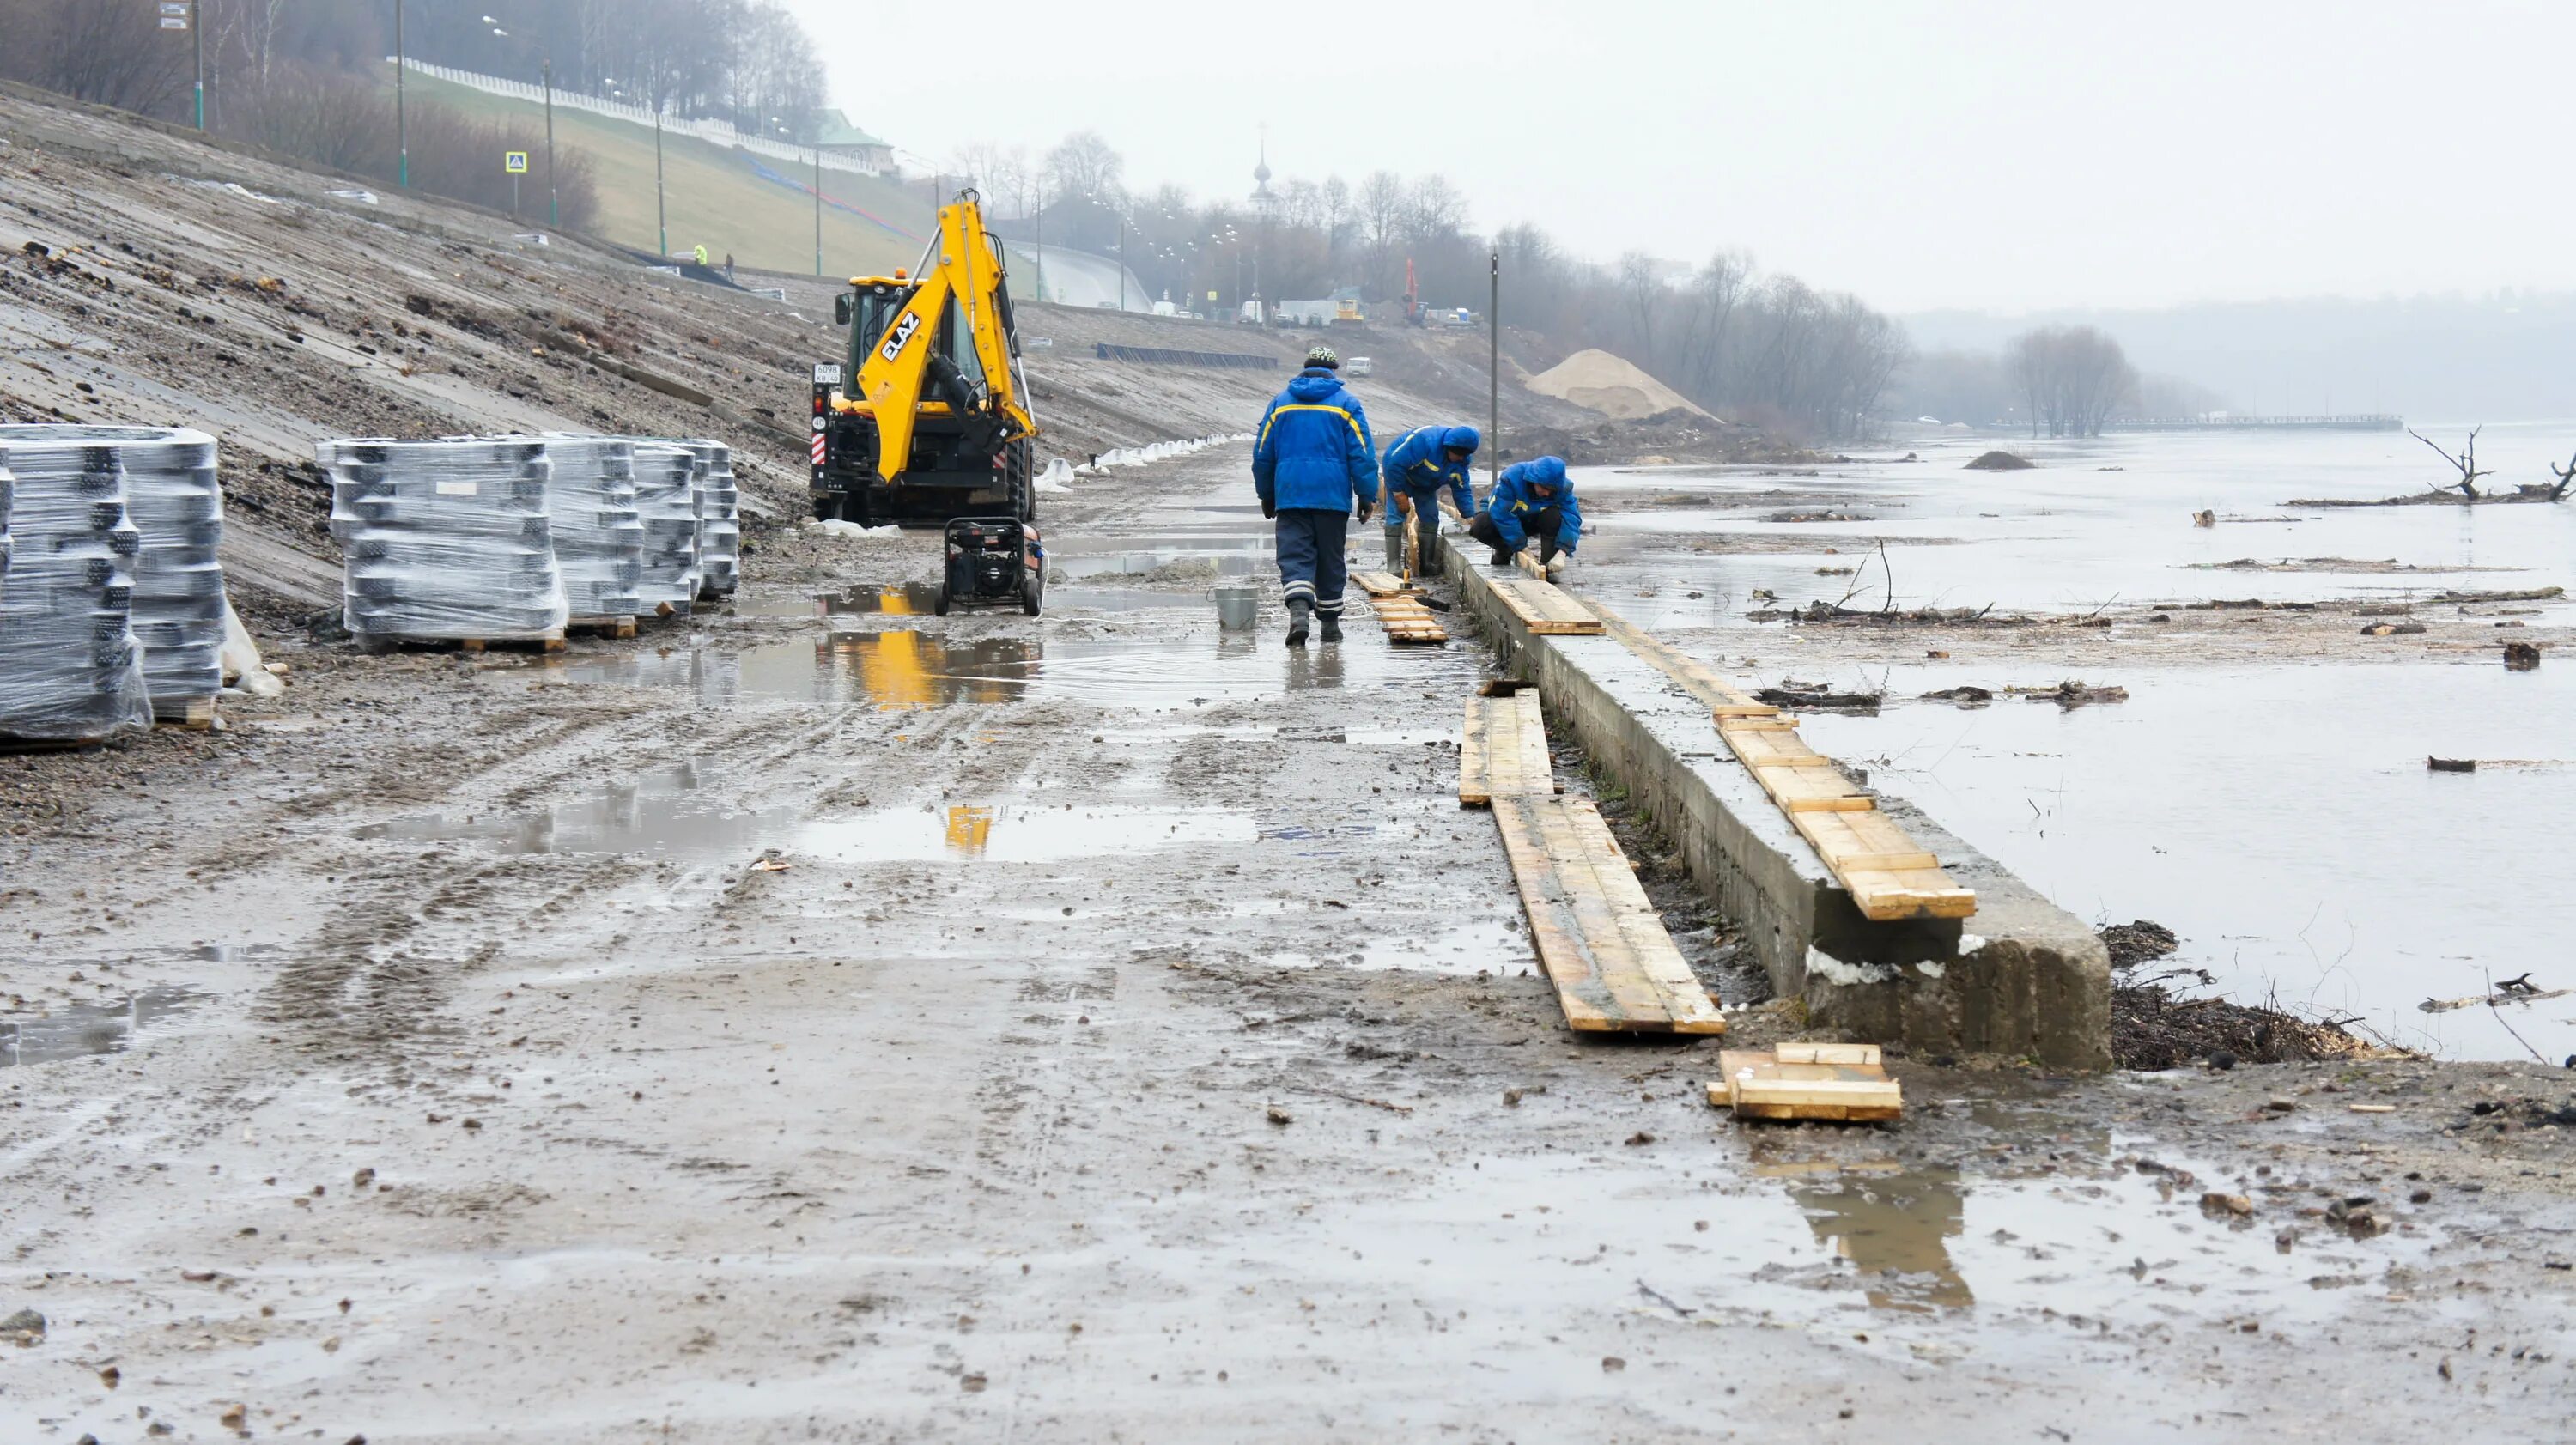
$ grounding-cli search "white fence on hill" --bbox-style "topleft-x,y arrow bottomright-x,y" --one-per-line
393,58 -> 886,179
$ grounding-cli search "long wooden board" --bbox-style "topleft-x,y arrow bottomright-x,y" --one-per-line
1353,570 -> 1411,598
1589,600 -> 1975,923
1460,691 -> 1555,805
1492,794 -> 1724,1035
1487,577 -> 1603,635
1370,595 -> 1449,644
1708,1044 -> 1901,1122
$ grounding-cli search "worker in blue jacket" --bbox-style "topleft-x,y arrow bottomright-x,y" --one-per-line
1253,345 -> 1376,647
1467,455 -> 1582,577
1377,424 -> 1479,573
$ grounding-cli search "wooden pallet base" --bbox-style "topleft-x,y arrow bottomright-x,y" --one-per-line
1460,691 -> 1555,805
359,632 -> 568,656
568,615 -> 640,640
1708,1043 -> 1901,1122
154,696 -> 217,731
1492,794 -> 1724,1035
0,734 -> 112,754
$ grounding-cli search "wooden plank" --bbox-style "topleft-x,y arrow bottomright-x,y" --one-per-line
1719,726 -> 1828,769
1790,810 -> 1939,874
1460,692 -> 1553,804
1838,865 -> 1979,922
1750,763 -> 1874,813
1586,601 -> 1773,713
1353,570 -> 1411,598
1488,577 -> 1603,635
1491,794 -> 1724,1035
1775,1042 -> 1881,1066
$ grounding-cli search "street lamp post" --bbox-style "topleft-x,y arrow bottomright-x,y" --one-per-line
542,58 -> 556,227
192,1 -> 204,130
394,0 -> 409,189
812,127 -> 823,278
653,101 -> 667,258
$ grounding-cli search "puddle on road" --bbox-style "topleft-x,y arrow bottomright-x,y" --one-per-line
3,987 -> 202,1067
802,803 -> 1255,863
540,626 -> 1479,711
734,582 -> 1190,620
358,763 -> 1253,865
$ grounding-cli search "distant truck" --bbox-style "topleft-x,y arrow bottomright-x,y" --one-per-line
1343,356 -> 1374,378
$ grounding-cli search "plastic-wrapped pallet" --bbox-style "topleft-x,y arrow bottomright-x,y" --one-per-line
674,438 -> 739,599
629,441 -> 701,618
0,435 -> 153,741
321,437 -> 568,641
0,425 -> 225,724
537,434 -> 644,621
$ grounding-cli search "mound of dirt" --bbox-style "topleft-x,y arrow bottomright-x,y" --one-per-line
1527,350 -> 1712,421
1965,450 -> 2036,471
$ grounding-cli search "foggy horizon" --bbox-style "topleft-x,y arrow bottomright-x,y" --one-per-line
785,0 -> 2576,315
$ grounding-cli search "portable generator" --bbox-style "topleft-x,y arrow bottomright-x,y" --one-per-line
934,516 -> 1043,616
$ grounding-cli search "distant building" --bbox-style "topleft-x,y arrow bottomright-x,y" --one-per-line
812,109 -> 894,172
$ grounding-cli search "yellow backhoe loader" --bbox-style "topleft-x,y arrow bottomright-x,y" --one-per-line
809,189 -> 1039,526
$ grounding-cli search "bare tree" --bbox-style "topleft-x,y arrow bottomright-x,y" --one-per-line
2410,427 -> 2494,497
1044,131 -> 1124,203
2007,326 -> 2136,437
2549,451 -> 2576,501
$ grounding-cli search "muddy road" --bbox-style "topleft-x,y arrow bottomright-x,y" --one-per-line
3,452 -> 2572,1442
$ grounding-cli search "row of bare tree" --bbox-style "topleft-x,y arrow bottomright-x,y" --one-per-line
2007,325 -> 2139,437
949,131 -> 1907,441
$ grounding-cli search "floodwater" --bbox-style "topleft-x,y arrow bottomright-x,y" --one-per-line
1582,422 -> 2576,625
1592,425 -> 2576,1061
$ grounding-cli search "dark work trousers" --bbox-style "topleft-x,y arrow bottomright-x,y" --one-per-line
1467,507 -> 1566,566
1274,508 -> 1351,617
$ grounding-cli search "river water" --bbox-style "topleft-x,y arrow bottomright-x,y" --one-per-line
1583,422 -> 2576,1061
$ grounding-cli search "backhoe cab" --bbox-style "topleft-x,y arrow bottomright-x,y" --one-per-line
810,190 -> 1039,526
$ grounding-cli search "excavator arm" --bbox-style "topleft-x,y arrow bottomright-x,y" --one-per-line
848,191 -> 1036,486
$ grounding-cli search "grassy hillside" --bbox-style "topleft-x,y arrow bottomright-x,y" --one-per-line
400,67 -> 933,279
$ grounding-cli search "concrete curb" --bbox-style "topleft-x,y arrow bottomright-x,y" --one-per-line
1428,530 -> 2111,1070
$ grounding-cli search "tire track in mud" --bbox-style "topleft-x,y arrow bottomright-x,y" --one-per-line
260,847 -> 634,1066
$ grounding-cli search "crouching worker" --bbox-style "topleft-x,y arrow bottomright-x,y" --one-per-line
1254,345 -> 1377,647
1467,455 -> 1582,578
1377,424 -> 1479,573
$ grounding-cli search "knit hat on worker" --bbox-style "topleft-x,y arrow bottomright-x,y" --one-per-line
1303,345 -> 1340,371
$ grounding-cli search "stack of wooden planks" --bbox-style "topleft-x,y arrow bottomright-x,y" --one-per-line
1352,571 -> 1449,645
1706,1042 -> 1902,1122
1586,603 -> 1975,924
1459,690 -> 1723,1035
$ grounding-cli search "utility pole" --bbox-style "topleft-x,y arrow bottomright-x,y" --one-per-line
394,0 -> 409,189
191,0 -> 204,130
1119,207 -> 1128,312
1032,187 -> 1043,304
542,58 -> 556,228
1488,248 -> 1500,494
812,130 -> 823,278
653,102 -> 667,258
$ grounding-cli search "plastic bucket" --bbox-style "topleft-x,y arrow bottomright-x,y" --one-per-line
1212,583 -> 1259,631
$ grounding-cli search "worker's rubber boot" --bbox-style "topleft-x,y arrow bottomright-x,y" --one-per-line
1318,612 -> 1343,644
1285,598 -> 1310,648
1489,547 -> 1515,568
1383,526 -> 1404,572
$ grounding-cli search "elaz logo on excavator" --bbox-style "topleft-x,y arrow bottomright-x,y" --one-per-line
878,311 -> 921,363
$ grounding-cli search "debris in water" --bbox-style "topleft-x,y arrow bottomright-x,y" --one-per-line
2004,680 -> 2128,707
1919,685 -> 1993,706
2427,756 -> 2476,773
1965,450 -> 2035,471
2504,641 -> 2541,670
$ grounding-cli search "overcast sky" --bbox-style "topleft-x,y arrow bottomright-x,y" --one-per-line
781,0 -> 2574,314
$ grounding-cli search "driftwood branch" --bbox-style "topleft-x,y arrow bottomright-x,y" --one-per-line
2548,450 -> 2576,501
2409,425 -> 2493,498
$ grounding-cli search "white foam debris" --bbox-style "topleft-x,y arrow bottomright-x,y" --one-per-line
1958,932 -> 1989,956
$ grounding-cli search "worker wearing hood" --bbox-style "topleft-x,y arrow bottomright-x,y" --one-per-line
1467,456 -> 1582,578
1377,424 -> 1479,574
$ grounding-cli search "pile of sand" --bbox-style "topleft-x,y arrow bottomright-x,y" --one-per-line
1527,349 -> 1712,421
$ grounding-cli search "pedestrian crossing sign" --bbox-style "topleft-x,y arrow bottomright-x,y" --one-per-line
504,152 -> 530,174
